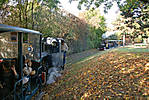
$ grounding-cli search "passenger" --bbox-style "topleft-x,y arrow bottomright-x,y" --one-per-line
23,59 -> 35,84
8,60 -> 34,85
61,40 -> 68,70
23,59 -> 33,75
11,65 -> 19,79
0,63 -> 19,99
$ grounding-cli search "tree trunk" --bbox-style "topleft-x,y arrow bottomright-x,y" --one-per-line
19,0 -> 22,26
25,0 -> 28,28
123,34 -> 125,46
31,0 -> 34,29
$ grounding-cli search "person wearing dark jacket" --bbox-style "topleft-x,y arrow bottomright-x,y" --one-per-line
61,40 -> 68,70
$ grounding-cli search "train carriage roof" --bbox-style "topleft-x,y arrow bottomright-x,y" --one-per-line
0,24 -> 42,35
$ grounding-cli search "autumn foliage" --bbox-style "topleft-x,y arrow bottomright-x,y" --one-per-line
42,51 -> 149,99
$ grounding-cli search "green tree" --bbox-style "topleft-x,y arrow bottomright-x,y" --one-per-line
0,0 -> 106,53
79,9 -> 106,48
1,0 -> 60,28
70,0 -> 149,37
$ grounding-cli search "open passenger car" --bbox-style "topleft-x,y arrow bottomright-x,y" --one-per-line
0,24 -> 45,100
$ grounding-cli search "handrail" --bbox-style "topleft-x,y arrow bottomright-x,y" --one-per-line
14,65 -> 43,100
14,78 -> 23,100
0,58 -> 16,60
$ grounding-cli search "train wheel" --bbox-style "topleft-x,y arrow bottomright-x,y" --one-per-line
61,65 -> 64,70
41,92 -> 49,100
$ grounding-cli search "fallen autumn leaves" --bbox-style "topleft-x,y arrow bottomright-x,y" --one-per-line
42,52 -> 149,99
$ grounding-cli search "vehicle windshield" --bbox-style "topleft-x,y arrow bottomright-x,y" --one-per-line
0,32 -> 40,61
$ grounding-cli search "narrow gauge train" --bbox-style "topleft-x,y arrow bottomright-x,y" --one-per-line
41,37 -> 64,69
0,24 -> 64,100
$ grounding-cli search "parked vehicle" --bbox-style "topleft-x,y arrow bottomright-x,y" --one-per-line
99,43 -> 105,51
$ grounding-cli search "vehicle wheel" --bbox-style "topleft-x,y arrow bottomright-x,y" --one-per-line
61,65 -> 64,70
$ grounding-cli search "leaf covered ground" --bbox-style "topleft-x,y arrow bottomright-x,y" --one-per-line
42,49 -> 149,99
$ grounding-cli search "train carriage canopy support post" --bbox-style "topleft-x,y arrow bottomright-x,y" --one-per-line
17,32 -> 24,99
